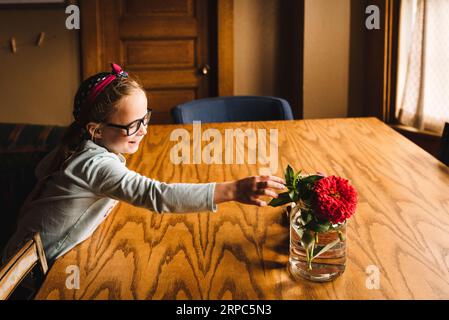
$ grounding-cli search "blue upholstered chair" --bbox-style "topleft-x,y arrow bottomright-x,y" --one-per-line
171,96 -> 294,124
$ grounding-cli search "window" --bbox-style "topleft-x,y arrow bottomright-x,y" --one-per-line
396,0 -> 449,135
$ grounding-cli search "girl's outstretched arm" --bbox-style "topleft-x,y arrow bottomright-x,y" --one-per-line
214,175 -> 286,207
70,145 -> 285,213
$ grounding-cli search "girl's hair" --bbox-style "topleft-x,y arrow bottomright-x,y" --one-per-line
48,66 -> 144,174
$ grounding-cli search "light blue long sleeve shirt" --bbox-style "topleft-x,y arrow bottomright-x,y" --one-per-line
2,140 -> 217,266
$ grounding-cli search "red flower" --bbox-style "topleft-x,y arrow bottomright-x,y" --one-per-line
312,176 -> 357,224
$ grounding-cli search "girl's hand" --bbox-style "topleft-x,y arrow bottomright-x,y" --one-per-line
214,175 -> 286,207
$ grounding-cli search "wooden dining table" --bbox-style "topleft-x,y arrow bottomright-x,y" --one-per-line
35,117 -> 449,300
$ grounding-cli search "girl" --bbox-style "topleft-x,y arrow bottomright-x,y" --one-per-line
1,63 -> 285,267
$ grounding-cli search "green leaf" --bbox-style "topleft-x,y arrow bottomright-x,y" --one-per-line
311,239 -> 340,260
292,170 -> 301,190
300,174 -> 324,186
285,165 -> 295,186
301,210 -> 313,224
268,192 -> 292,207
306,220 -> 331,233
296,175 -> 323,200
297,227 -> 304,239
288,189 -> 297,202
300,230 -> 315,252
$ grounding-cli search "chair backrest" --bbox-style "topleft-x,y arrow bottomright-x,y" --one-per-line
0,233 -> 48,300
441,122 -> 449,166
171,96 -> 294,124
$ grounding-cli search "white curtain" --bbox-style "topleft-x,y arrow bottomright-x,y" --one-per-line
396,0 -> 449,134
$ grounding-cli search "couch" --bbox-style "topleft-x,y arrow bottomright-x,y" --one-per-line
0,123 -> 66,252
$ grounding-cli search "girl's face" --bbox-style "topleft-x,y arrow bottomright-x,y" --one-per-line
98,89 -> 149,154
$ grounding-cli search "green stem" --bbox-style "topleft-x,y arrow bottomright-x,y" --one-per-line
308,240 -> 315,270
307,251 -> 312,270
305,248 -> 311,270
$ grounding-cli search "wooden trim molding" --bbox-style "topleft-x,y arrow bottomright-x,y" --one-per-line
364,0 -> 400,122
391,124 -> 442,159
80,0 -> 102,78
391,124 -> 441,138
217,0 -> 234,96
384,0 -> 400,123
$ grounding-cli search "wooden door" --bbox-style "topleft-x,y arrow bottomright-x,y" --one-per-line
81,0 -> 215,124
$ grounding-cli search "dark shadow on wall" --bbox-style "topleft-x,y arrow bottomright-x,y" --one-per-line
275,0 -> 304,120
347,0 -> 368,118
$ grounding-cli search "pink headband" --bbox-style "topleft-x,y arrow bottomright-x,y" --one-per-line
83,63 -> 128,110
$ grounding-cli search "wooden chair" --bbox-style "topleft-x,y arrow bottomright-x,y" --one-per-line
441,122 -> 449,166
0,233 -> 48,300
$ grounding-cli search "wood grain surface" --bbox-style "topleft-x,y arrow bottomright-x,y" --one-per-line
35,118 -> 449,299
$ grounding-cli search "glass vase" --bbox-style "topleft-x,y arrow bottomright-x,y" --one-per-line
288,205 -> 347,282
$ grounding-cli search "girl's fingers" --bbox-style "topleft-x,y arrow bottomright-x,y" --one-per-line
255,188 -> 278,198
256,180 -> 285,190
259,175 -> 286,185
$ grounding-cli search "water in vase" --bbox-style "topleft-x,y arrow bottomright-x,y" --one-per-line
288,209 -> 346,282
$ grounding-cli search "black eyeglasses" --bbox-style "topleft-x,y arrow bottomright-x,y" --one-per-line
105,108 -> 152,136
